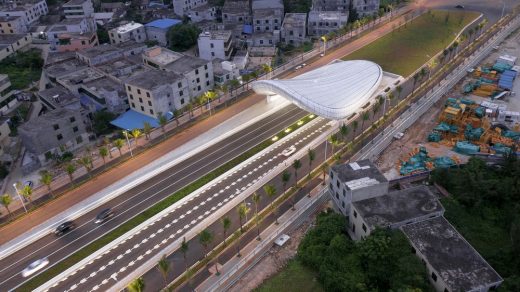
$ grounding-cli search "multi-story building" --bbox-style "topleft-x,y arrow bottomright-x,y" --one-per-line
308,10 -> 348,36
142,46 -> 214,98
0,33 -> 30,61
187,4 -> 216,23
144,18 -> 182,46
351,0 -> 380,16
0,16 -> 25,34
80,77 -> 129,114
280,13 -> 307,45
252,31 -> 279,47
62,0 -> 94,19
197,30 -> 233,61
0,0 -> 48,30
172,0 -> 208,17
47,18 -> 97,51
212,59 -> 240,85
18,107 -> 89,164
252,0 -> 283,33
311,0 -> 348,12
37,86 -> 80,111
124,69 -> 188,118
222,0 -> 251,26
109,22 -> 146,44
75,41 -> 147,66
0,74 -> 16,115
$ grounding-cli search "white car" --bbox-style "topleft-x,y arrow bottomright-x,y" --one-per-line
282,146 -> 297,157
22,258 -> 49,277
320,53 -> 325,57
295,65 -> 302,70
393,132 -> 405,140
301,63 -> 307,67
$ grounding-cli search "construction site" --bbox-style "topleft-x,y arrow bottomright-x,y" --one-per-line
377,29 -> 520,179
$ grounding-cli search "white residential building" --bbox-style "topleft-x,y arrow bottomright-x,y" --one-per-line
63,0 -> 94,19
308,10 -> 348,36
0,16 -> 25,34
197,30 -> 233,61
351,0 -> 380,16
109,22 -> 146,44
172,0 -> 208,17
252,0 -> 284,33
281,13 -> 307,45
0,0 -> 48,29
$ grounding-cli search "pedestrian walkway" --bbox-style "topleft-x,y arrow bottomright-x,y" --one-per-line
196,185 -> 328,292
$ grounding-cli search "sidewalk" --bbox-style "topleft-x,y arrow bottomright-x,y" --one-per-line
0,91 -> 274,245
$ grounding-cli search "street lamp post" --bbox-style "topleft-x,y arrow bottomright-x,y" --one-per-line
13,183 -> 27,213
123,130 -> 133,157
501,0 -> 506,19
321,36 -> 327,55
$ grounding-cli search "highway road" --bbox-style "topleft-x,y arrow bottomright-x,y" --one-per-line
41,117 -> 332,291
0,105 -> 310,291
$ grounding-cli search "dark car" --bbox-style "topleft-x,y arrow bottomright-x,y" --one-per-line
55,221 -> 75,236
455,5 -> 465,9
95,208 -> 114,224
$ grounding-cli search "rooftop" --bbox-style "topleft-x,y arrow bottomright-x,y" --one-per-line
0,16 -> 21,22
165,55 -> 209,74
77,43 -> 120,58
125,70 -> 182,90
330,159 -> 388,190
353,186 -> 444,228
37,86 -> 78,109
309,10 -> 348,21
143,46 -> 183,66
145,18 -> 182,29
82,76 -> 125,95
45,51 -> 77,66
57,67 -> 105,87
282,13 -> 306,29
19,108 -> 79,134
199,30 -> 232,40
252,0 -> 283,10
63,0 -> 87,7
222,0 -> 250,14
402,217 -> 503,291
45,59 -> 87,79
111,22 -> 144,34
0,34 -> 27,45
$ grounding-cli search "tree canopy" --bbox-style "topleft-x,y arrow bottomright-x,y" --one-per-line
167,23 -> 201,51
298,211 -> 431,291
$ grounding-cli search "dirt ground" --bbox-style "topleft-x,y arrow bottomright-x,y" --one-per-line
377,28 -> 520,180
228,204 -> 326,292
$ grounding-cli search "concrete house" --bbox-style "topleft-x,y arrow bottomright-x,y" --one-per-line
197,30 -> 234,61
281,13 -> 307,45
109,22 -> 146,44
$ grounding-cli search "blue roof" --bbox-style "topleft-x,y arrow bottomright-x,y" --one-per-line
145,18 -> 182,29
243,25 -> 253,34
110,110 -> 173,130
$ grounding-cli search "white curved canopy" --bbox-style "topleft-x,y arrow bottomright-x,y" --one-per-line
252,60 -> 383,120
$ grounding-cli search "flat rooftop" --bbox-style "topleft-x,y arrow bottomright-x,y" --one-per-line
63,0 -> 87,7
57,67 -> 105,86
165,55 -> 208,74
37,86 -> 78,109
82,76 -> 125,95
125,69 -> 182,91
402,217 -> 503,291
111,22 -> 144,34
222,0 -> 250,14
309,10 -> 348,20
143,46 -> 183,66
282,13 -> 307,29
252,0 -> 283,10
77,43 -> 120,58
45,59 -> 87,79
331,160 -> 388,190
199,30 -> 232,40
353,185 -> 444,228
145,18 -> 181,29
0,16 -> 21,22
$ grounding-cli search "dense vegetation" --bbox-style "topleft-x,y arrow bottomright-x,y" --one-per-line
0,49 -> 43,90
298,211 -> 431,291
283,0 -> 312,14
167,23 -> 201,51
255,259 -> 324,292
431,156 -> 520,290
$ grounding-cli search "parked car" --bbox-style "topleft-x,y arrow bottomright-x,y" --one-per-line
94,208 -> 115,224
54,221 -> 75,236
282,145 -> 297,157
21,258 -> 49,277
455,5 -> 464,9
393,132 -> 405,140
295,65 -> 302,70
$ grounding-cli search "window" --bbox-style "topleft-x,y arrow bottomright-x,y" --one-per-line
196,77 -> 200,83
206,81 -> 209,86
180,98 -> 185,104
353,210 -> 357,218
260,40 -> 263,44
205,73 -> 209,78
148,101 -> 152,106
178,82 -> 182,88
352,224 -> 355,233
330,171 -> 334,179
69,117 -> 76,123
335,192 -> 339,199
431,272 -> 437,282
76,136 -> 83,144
195,69 -> 199,74
53,124 -> 59,130
329,183 -> 333,190
57,134 -> 63,140
137,89 -> 141,94
146,92 -> 150,97
343,189 -> 346,196
341,201 -> 345,209
150,109 -> 154,115
336,180 -> 340,188
139,97 -> 143,103
179,90 -> 184,96
210,43 -> 214,48
211,52 -> 215,57
131,102 -> 135,107
204,64 -> 208,70
141,106 -> 144,111
73,126 -> 78,132
129,94 -> 134,100
362,223 -> 367,232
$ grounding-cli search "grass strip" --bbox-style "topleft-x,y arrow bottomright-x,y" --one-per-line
19,115 -> 316,291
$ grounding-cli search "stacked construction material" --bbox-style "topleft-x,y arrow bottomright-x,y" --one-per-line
492,143 -> 512,155
453,141 -> 480,155
503,130 -> 520,140
428,131 -> 442,142
464,124 -> 484,141
399,147 -> 457,175
492,62 -> 513,73
434,122 -> 459,133
498,69 -> 517,90
473,83 -> 499,97
433,156 -> 456,168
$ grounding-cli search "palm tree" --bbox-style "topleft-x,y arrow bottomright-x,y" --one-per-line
39,170 -> 53,198
339,124 -> 349,142
252,192 -> 261,240
78,156 -> 93,178
172,109 -> 182,126
104,137 -> 113,158
186,103 -> 194,119
143,122 -> 152,140
292,159 -> 302,189
158,113 -> 168,135
127,277 -> 145,292
412,73 -> 420,95
20,184 -> 33,205
1,193 -> 12,217
221,216 -> 231,246
307,148 -> 315,178
180,237 -> 189,271
199,229 -> 213,258
361,111 -> 370,131
320,162 -> 329,185
131,129 -> 142,148
99,147 -> 108,166
281,170 -> 291,197
65,163 -> 76,184
261,63 -> 273,78
328,134 -> 341,154
263,184 -> 278,224
396,85 -> 403,100
237,202 -> 250,233
157,254 -> 170,285
113,139 -> 124,156
352,120 -> 359,137
387,92 -> 395,110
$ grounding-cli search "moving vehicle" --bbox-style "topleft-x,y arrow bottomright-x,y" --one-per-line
94,208 -> 114,224
393,132 -> 405,140
54,221 -> 75,236
282,145 -> 297,157
455,5 -> 464,9
21,258 -> 49,277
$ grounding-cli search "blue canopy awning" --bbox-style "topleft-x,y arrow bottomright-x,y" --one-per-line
243,25 -> 253,34
110,110 -> 173,130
